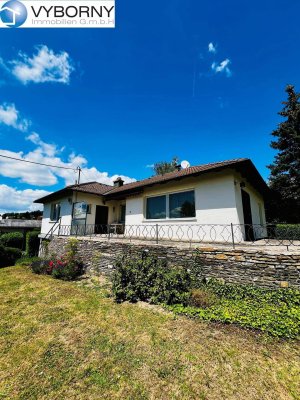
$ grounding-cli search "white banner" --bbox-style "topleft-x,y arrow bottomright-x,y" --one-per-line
0,0 -> 115,28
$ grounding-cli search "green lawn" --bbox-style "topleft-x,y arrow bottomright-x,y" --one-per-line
0,267 -> 299,400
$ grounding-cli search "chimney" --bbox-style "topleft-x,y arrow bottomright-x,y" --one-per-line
113,177 -> 124,187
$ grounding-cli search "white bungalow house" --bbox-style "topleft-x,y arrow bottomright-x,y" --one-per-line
34,158 -> 269,244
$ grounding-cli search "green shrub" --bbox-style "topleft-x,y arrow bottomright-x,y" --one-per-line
112,252 -> 191,305
203,279 -> 300,307
166,280 -> 300,339
0,244 -> 22,268
31,259 -> 50,275
270,224 -> 300,240
168,299 -> 300,339
0,232 -> 23,249
25,230 -> 40,257
47,238 -> 84,281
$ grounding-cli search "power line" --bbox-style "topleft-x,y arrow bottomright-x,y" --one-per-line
0,153 -> 77,171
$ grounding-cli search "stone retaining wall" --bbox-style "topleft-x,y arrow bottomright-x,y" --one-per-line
48,237 -> 300,289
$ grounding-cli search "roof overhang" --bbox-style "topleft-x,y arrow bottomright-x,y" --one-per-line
34,188 -> 74,204
34,159 -> 270,204
105,159 -> 270,200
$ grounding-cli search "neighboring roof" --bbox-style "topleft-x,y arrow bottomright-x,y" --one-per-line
0,219 -> 41,228
34,158 -> 269,204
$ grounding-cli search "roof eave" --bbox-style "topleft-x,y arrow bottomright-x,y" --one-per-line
105,159 -> 269,199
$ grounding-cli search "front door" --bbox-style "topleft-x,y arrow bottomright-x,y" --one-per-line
95,205 -> 109,234
120,204 -> 126,223
241,189 -> 254,241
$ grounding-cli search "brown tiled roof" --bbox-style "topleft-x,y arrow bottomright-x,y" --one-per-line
69,181 -> 112,195
35,158 -> 269,204
34,181 -> 112,203
105,158 -> 249,196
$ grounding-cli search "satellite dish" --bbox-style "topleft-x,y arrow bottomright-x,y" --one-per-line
181,160 -> 190,169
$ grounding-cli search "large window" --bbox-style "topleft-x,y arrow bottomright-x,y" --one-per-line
50,203 -> 61,221
146,190 -> 195,220
146,195 -> 166,219
169,190 -> 195,218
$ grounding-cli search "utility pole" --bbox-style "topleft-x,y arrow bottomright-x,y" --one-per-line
77,166 -> 81,185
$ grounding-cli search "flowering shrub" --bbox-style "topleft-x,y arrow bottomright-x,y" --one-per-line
30,238 -> 84,280
48,255 -> 83,280
48,239 -> 83,280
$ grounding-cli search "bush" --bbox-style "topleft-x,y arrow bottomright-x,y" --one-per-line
112,252 -> 191,305
188,288 -> 218,308
274,224 -> 300,240
46,238 -> 83,280
26,230 -> 40,257
0,232 -> 23,249
0,244 -> 22,268
31,259 -> 50,275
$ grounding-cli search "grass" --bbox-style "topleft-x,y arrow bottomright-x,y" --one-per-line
0,266 -> 299,400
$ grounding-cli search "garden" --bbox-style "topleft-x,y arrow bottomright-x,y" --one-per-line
14,238 -> 300,340
0,238 -> 299,399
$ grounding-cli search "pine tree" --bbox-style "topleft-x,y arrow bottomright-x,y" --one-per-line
267,85 -> 300,222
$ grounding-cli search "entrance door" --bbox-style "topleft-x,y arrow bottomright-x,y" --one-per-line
95,205 -> 109,234
241,189 -> 254,241
120,204 -> 126,223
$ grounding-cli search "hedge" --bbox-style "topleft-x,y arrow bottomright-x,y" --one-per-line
275,224 -> 300,240
0,232 -> 23,249
0,244 -> 22,268
26,230 -> 40,257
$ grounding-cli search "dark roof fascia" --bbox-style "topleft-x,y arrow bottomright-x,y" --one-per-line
34,188 -> 74,204
34,187 -> 106,204
234,159 -> 270,197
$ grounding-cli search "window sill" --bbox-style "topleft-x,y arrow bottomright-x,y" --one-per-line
142,218 -> 197,223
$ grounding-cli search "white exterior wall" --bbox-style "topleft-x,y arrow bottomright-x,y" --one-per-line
40,197 -> 72,235
125,171 -> 243,242
40,170 -> 266,243
40,192 -> 126,236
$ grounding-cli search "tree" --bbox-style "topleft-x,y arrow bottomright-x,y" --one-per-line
267,85 -> 300,222
153,157 -> 179,176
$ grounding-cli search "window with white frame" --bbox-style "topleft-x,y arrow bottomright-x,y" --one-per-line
50,203 -> 61,221
146,190 -> 195,220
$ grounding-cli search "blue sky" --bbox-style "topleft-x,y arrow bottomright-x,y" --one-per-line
0,0 -> 300,213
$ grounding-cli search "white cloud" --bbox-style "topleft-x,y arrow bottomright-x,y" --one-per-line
0,132 -> 136,187
208,42 -> 217,54
211,59 -> 232,77
0,103 -> 29,131
0,185 -> 48,214
26,132 -> 59,157
11,45 -> 74,85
